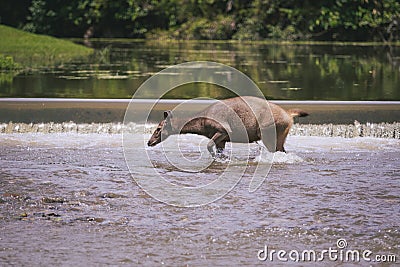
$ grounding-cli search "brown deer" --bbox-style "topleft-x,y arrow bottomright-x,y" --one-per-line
147,96 -> 308,157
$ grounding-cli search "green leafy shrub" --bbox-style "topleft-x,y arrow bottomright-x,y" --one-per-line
152,15 -> 236,40
0,55 -> 20,70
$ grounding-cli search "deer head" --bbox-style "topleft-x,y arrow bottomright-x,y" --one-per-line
147,111 -> 174,146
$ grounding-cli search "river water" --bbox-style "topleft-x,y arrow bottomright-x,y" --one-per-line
1,40 -> 400,100
1,130 -> 399,266
1,40 -> 399,265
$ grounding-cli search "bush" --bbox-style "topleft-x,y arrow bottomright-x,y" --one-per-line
153,16 -> 236,40
0,55 -> 20,70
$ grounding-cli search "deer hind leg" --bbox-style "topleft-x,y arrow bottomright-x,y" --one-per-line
260,126 -> 277,153
207,132 -> 228,157
276,125 -> 291,152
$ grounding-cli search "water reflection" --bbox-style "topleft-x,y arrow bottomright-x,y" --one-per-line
1,40 -> 399,100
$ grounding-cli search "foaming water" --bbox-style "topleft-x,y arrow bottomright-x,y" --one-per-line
1,121 -> 400,139
0,132 -> 399,266
256,151 -> 304,164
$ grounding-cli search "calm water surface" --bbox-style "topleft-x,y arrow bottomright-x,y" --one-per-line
0,132 -> 399,266
1,40 -> 400,100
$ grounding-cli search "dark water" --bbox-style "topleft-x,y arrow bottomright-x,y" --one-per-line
0,132 -> 399,266
1,40 -> 400,100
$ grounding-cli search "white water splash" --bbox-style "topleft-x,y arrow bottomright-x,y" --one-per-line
253,151 -> 304,164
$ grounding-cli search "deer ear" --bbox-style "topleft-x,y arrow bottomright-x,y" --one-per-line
163,110 -> 173,120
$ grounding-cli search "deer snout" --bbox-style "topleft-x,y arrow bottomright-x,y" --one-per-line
147,140 -> 157,146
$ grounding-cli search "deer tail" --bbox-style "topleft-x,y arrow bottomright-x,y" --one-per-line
287,109 -> 309,118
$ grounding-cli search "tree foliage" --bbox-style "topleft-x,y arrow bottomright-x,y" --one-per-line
0,0 -> 399,41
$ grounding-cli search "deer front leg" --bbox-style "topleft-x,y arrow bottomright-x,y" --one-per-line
207,132 -> 228,158
216,141 -> 226,154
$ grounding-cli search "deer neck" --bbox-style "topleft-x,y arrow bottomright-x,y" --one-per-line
171,117 -> 204,135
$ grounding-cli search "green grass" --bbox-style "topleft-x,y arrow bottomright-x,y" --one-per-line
0,24 -> 93,69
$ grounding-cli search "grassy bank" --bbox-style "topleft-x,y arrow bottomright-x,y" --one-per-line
0,24 -> 93,69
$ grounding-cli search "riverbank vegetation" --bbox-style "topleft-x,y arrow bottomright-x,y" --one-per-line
0,24 -> 92,70
1,0 -> 399,42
